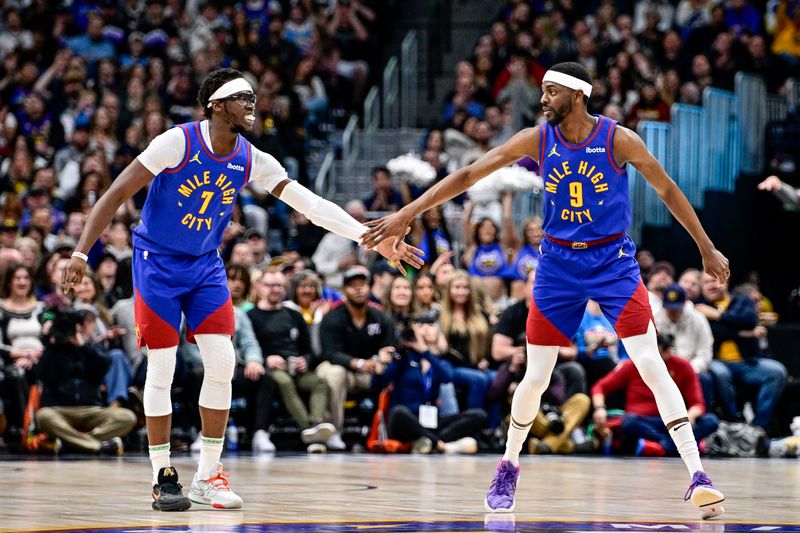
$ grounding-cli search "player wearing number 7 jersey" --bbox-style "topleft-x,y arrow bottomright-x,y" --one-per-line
360,62 -> 730,519
61,68 -> 423,512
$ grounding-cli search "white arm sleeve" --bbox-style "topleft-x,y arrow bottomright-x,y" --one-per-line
136,127 -> 187,175
248,146 -> 290,192
280,181 -> 367,243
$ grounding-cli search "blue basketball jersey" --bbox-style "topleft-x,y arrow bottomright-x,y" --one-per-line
539,115 -> 629,242
467,242 -> 507,277
502,244 -> 539,280
418,228 -> 451,261
133,121 -> 252,256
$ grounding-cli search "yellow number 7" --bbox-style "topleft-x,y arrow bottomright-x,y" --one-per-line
198,191 -> 214,215
569,182 -> 583,208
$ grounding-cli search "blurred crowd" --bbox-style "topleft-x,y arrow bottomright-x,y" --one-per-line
1,0 -> 799,458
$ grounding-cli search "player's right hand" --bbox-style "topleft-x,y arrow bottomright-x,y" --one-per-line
702,248 -> 730,284
361,210 -> 413,249
62,254 -> 88,294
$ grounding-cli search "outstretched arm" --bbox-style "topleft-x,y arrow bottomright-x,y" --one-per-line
269,178 -> 424,274
62,160 -> 154,292
360,126 -> 540,249
613,126 -> 729,283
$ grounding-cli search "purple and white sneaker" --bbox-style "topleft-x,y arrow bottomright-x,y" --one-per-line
484,460 -> 520,512
684,471 -> 725,519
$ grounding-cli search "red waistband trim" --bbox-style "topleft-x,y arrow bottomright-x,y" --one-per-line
544,232 -> 625,250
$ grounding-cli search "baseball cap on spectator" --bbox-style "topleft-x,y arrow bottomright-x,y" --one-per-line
370,260 -> 398,278
343,267 -> 369,286
1,219 -> 19,232
99,251 -> 118,265
243,228 -> 266,240
51,235 -> 77,252
128,31 -> 145,44
412,308 -> 440,324
662,283 -> 686,310
650,260 -> 675,279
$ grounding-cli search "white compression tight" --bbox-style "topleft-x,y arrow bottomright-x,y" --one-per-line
195,334 -> 236,410
620,321 -> 704,476
502,344 -> 560,466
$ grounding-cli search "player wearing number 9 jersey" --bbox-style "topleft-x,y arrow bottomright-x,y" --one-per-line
359,62 -> 730,519
61,68 -> 423,513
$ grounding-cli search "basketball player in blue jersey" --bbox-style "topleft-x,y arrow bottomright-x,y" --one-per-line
61,68 -> 423,512
362,62 -> 729,519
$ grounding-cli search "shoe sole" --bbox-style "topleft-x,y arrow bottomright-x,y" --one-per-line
301,423 -> 336,444
152,498 -> 192,512
691,487 -> 725,519
189,495 -> 243,510
484,496 -> 515,513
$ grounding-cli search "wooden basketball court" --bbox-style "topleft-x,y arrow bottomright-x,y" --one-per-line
1,454 -> 798,532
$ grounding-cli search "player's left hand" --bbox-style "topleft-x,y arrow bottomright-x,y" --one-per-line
702,248 -> 729,284
372,238 -> 425,275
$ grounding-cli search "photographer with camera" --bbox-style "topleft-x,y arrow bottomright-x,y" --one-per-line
591,333 -> 719,456
373,312 -> 487,455
35,310 -> 137,455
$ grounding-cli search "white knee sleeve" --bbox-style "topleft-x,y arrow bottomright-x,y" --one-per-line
621,321 -> 687,423
195,334 -> 236,410
144,346 -> 177,417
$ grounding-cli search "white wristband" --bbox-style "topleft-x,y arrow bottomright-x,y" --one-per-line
71,252 -> 89,262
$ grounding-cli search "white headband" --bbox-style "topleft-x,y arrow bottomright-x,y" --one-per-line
206,78 -> 253,107
542,70 -> 593,98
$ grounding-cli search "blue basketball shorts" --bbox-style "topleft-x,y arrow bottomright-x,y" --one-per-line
132,247 -> 234,349
525,235 -> 653,346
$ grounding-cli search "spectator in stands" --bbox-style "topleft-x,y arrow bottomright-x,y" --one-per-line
655,284 -> 716,404
592,333 -> 718,456
317,267 -> 395,451
462,204 -> 509,305
771,0 -> 800,65
375,314 -> 486,455
369,260 -> 396,307
284,270 -> 331,356
725,0 -> 761,36
226,263 -> 253,313
66,12 -> 116,67
362,166 -> 402,213
439,270 -> 493,411
647,260 -> 676,314
502,198 -> 542,302
383,275 -> 415,338
679,268 -> 703,303
72,268 -> 132,407
626,82 -> 670,130
36,310 -> 137,455
412,206 -> 453,265
0,264 -> 44,438
697,272 -> 787,430
414,272 -> 441,315
248,269 -> 334,452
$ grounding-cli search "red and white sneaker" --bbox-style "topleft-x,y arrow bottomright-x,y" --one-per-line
188,463 -> 243,509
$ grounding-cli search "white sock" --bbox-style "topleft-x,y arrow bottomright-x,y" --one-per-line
149,442 -> 170,486
620,322 -> 703,477
502,344 -> 559,466
669,420 -> 704,476
197,435 -> 224,479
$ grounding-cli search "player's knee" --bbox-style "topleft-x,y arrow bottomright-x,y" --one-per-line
520,369 -> 551,394
196,334 -> 236,382
145,347 -> 177,390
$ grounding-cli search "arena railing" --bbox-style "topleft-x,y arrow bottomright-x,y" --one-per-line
382,57 -> 400,129
735,72 -> 767,175
342,114 -> 360,177
703,87 -> 739,193
362,86 -> 380,162
401,31 -> 419,128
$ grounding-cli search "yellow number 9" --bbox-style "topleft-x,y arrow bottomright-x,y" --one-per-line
569,182 -> 583,208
